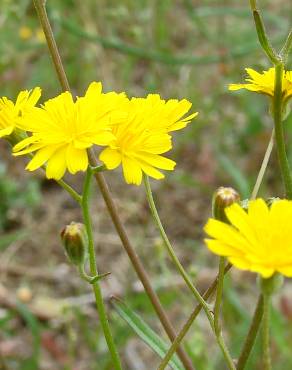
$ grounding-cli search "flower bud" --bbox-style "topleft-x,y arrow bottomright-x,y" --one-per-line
60,222 -> 88,266
212,187 -> 240,222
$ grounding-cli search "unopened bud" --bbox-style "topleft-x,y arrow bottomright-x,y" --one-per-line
212,187 -> 240,222
61,222 -> 88,266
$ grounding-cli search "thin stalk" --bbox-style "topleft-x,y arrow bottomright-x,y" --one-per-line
273,63 -> 292,199
143,175 -> 235,370
213,257 -> 225,335
88,151 -> 194,370
33,2 -> 193,368
250,0 -> 292,198
143,175 -> 213,321
250,130 -> 274,200
262,294 -> 271,370
280,30 -> 292,62
33,0 -> 70,91
236,295 -> 264,370
57,178 -> 82,203
157,263 -> 232,370
82,169 -> 122,370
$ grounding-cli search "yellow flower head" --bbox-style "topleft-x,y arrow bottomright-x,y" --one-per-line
129,94 -> 198,132
99,94 -> 197,185
229,67 -> 292,102
13,82 -> 127,180
204,198 -> 292,278
0,88 -> 41,138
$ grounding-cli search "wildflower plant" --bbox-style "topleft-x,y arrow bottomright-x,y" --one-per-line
1,0 -> 292,369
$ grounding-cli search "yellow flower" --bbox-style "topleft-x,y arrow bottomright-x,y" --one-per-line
0,88 -> 41,138
13,82 -> 127,180
99,94 -> 197,185
204,198 -> 292,278
229,67 -> 292,102
129,94 -> 198,132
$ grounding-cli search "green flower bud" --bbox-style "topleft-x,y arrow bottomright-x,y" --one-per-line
212,187 -> 240,222
60,222 -> 88,266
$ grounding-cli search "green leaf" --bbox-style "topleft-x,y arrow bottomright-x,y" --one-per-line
111,297 -> 184,370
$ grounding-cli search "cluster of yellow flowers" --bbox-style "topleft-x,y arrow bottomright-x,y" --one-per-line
1,66 -> 292,279
0,82 -> 197,184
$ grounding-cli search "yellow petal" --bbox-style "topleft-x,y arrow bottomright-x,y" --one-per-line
134,152 -> 176,170
139,161 -> 165,180
66,145 -> 88,174
46,146 -> 67,180
0,126 -> 14,137
99,148 -> 122,170
122,156 -> 142,185
26,145 -> 59,171
204,239 -> 245,257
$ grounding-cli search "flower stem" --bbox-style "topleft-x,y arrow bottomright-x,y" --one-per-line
262,294 -> 272,370
82,169 -> 123,369
273,63 -> 292,199
143,175 -> 235,370
143,175 -> 212,320
32,2 -> 193,368
56,178 -> 82,203
280,30 -> 292,62
214,257 -> 225,335
236,295 -> 264,370
250,130 -> 274,200
250,0 -> 292,199
157,263 -> 232,370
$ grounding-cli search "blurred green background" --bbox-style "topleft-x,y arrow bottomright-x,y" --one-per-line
0,0 -> 292,369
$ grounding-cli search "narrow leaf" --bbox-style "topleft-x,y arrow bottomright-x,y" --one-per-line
111,297 -> 184,370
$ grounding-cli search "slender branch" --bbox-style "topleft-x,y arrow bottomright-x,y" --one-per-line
157,263 -> 232,370
88,151 -> 194,370
262,294 -> 271,370
57,178 -> 82,203
236,295 -> 264,370
250,130 -> 274,200
32,2 -> 193,368
33,0 -> 70,91
81,169 -> 122,369
143,175 -> 235,370
280,30 -> 292,62
213,257 -> 226,335
143,175 -> 213,321
273,63 -> 292,199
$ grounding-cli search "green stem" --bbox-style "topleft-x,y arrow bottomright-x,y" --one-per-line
280,30 -> 292,62
236,295 -> 264,370
33,0 -> 70,91
143,175 -> 213,321
273,63 -> 292,199
57,178 -> 82,203
214,257 -> 225,335
250,130 -> 274,200
32,2 -> 194,368
143,174 -> 235,370
82,169 -> 123,370
157,263 -> 232,370
262,294 -> 271,370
